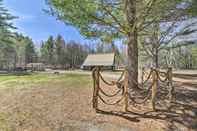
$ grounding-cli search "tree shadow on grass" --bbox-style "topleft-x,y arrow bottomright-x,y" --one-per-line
173,74 -> 197,79
96,102 -> 197,130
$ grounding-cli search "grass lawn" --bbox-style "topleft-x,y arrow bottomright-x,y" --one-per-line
0,73 -> 92,89
0,73 -> 93,130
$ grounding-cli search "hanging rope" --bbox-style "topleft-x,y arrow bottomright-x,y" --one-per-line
157,74 -> 168,82
98,94 -> 125,105
141,69 -> 153,85
98,84 -> 124,97
98,70 -> 125,86
92,67 -> 125,106
129,92 -> 151,105
128,80 -> 154,104
92,66 -> 174,112
157,70 -> 169,83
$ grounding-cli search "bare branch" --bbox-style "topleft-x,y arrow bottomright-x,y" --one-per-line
101,4 -> 127,33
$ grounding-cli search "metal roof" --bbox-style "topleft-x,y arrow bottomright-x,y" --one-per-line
82,53 -> 115,66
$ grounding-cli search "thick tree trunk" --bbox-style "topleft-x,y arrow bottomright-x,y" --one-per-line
152,23 -> 160,69
127,30 -> 138,89
125,0 -> 138,90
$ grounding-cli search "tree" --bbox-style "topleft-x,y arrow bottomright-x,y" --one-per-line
0,0 -> 17,70
139,1 -> 197,68
55,34 -> 66,66
46,0 -> 196,89
25,37 -> 37,64
40,36 -> 88,69
0,0 -> 16,42
14,34 -> 26,67
40,41 -> 48,64
46,0 -> 137,89
65,41 -> 88,68
46,36 -> 55,65
40,36 -> 55,65
0,42 -> 16,70
191,45 -> 197,68
12,34 -> 38,67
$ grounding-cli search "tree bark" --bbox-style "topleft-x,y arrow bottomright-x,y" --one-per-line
152,23 -> 160,69
153,48 -> 159,68
127,30 -> 138,89
125,0 -> 139,89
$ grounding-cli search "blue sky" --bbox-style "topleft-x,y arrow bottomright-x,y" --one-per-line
4,0 -> 87,45
4,0 -> 196,48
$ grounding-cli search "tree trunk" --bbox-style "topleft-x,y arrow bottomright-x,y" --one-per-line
127,30 -> 138,90
125,0 -> 138,90
153,48 -> 159,68
152,23 -> 160,69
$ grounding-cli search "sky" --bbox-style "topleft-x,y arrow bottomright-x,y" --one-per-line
4,0 -> 87,46
3,0 -> 197,48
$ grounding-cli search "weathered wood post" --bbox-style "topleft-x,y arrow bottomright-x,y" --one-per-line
151,68 -> 157,111
92,68 -> 96,109
168,67 -> 174,103
92,67 -> 100,110
95,67 -> 100,110
124,69 -> 129,112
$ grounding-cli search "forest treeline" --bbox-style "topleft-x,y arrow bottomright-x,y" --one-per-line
0,33 -> 123,70
140,43 -> 197,69
1,32 -> 197,70
39,35 -> 122,69
0,0 -> 197,71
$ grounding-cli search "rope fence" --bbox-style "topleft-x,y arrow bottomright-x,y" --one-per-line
92,67 -> 174,112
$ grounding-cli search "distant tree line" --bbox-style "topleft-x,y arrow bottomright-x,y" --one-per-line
0,0 -> 197,72
0,33 -> 38,71
1,31 -> 196,71
1,33 -> 124,71
40,35 -> 88,69
139,42 -> 197,69
0,0 -> 37,71
39,35 -> 124,69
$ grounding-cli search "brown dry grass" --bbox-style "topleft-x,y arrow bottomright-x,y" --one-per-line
0,72 -> 196,131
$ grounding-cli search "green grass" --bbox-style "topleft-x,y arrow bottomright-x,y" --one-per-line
0,73 -> 92,89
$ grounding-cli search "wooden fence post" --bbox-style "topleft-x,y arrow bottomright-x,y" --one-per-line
168,67 -> 174,103
92,68 -> 97,109
92,69 -> 96,109
124,70 -> 129,112
95,67 -> 100,110
151,69 -> 157,111
92,67 -> 100,111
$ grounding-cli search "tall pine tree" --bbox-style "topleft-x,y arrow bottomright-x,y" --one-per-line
0,0 -> 16,43
0,0 -> 17,70
55,34 -> 66,66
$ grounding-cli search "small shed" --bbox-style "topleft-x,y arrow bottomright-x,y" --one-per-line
26,63 -> 45,71
82,53 -> 115,70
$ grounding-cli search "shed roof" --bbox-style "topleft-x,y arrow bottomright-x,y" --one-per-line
82,53 -> 115,66
26,63 -> 44,67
